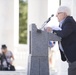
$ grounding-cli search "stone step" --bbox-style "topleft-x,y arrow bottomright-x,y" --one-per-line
0,70 -> 26,75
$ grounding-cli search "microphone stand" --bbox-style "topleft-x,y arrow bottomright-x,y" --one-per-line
37,14 -> 54,33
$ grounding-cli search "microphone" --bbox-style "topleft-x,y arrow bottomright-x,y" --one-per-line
40,14 -> 54,30
46,14 -> 54,23
37,14 -> 54,33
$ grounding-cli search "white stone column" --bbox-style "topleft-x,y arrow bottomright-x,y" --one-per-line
28,0 -> 48,28
48,0 -> 59,27
14,0 -> 19,46
0,0 -> 14,50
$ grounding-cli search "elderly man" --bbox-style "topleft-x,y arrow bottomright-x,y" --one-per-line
46,6 -> 76,75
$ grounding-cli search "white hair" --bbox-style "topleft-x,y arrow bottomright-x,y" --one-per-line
57,6 -> 71,16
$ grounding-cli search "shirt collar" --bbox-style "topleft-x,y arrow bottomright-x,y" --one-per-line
59,18 -> 65,27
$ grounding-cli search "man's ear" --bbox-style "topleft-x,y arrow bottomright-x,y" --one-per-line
64,12 -> 67,18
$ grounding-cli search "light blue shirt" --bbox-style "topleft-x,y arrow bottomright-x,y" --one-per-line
59,18 -> 65,52
59,19 -> 65,28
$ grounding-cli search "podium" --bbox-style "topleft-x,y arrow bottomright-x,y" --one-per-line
27,24 -> 61,75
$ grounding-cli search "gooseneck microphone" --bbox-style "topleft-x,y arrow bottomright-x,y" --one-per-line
40,14 -> 54,30
45,14 -> 54,23
37,14 -> 54,33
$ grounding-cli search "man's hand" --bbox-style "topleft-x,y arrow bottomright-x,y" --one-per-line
45,27 -> 53,32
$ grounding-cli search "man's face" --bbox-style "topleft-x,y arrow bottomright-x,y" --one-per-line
56,12 -> 67,22
1,48 -> 7,53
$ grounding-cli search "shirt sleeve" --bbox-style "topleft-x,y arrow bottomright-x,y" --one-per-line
9,51 -> 13,57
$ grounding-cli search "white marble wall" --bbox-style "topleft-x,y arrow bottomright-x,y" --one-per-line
72,0 -> 76,20
28,0 -> 48,28
0,0 -> 14,51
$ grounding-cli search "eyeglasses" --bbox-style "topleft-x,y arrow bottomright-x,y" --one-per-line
57,12 -> 63,15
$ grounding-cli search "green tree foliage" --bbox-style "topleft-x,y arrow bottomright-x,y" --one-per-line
19,0 -> 28,44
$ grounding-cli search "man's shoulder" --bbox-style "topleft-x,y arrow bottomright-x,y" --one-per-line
63,16 -> 76,27
65,16 -> 75,23
7,50 -> 12,54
